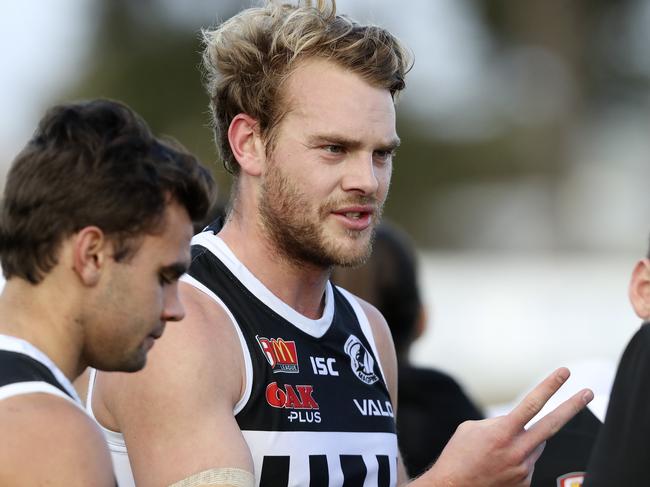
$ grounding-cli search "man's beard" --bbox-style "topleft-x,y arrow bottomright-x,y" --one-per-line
258,165 -> 382,269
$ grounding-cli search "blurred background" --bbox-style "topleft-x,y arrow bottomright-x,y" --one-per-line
1,0 -> 649,408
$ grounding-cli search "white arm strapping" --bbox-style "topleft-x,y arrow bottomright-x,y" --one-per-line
168,468 -> 254,487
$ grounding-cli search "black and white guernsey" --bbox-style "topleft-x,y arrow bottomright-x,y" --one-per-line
1,335 -> 120,487
0,334 -> 81,405
91,230 -> 399,487
185,231 -> 399,487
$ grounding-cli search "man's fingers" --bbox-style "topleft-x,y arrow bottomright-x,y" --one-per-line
529,440 -> 546,466
505,367 -> 571,432
523,387 -> 593,452
524,442 -> 546,485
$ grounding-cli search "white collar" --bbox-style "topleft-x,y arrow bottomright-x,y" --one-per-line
188,232 -> 335,338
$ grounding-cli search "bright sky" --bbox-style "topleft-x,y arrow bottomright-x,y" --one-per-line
0,1 -> 94,172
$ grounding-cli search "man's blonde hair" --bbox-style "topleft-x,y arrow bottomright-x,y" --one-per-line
202,0 -> 412,175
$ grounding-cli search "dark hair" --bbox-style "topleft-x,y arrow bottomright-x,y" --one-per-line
331,221 -> 422,359
0,99 -> 216,283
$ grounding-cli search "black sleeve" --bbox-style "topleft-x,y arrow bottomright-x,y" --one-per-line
531,407 -> 600,486
584,323 -> 650,486
397,366 -> 483,478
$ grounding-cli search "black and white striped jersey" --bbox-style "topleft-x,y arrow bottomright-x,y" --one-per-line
183,231 -> 399,487
0,334 -> 80,404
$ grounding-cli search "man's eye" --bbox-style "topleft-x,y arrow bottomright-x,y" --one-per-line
324,145 -> 344,154
374,150 -> 395,163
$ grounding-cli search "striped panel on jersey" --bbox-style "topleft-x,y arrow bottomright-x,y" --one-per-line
244,431 -> 398,487
259,454 -> 393,487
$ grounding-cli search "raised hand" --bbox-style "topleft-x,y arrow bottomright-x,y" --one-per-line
411,367 -> 594,487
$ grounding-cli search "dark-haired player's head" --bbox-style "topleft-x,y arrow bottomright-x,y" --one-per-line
331,221 -> 424,361
1,99 -> 214,284
0,99 -> 216,372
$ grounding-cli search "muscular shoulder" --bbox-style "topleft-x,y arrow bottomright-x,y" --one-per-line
358,298 -> 395,355
94,281 -> 255,485
0,394 -> 113,486
96,281 -> 245,425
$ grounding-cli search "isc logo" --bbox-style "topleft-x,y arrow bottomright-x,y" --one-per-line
256,335 -> 299,373
310,356 -> 339,376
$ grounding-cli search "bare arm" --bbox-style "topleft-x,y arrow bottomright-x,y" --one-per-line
0,394 -> 114,486
358,299 -> 593,487
94,282 -> 254,486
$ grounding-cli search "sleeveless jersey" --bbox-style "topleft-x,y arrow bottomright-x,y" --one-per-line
1,335 -> 119,487
90,231 -> 399,487
184,232 -> 399,487
0,334 -> 80,405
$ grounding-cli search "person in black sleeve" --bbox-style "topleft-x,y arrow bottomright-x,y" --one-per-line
0,99 -> 214,486
532,410 -> 600,486
331,221 -> 484,477
524,352 -> 619,487
583,244 -> 650,485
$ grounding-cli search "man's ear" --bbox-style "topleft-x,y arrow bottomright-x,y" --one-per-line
228,113 -> 266,177
629,259 -> 650,319
72,226 -> 107,287
414,304 -> 428,340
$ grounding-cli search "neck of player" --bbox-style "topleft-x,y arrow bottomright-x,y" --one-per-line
218,217 -> 330,320
0,278 -> 85,381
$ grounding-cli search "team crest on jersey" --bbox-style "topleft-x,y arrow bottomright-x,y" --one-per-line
556,472 -> 584,487
256,335 -> 299,373
344,335 -> 379,385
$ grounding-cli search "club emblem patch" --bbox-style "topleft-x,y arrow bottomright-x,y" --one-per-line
557,472 -> 584,487
344,334 -> 379,385
256,335 -> 299,373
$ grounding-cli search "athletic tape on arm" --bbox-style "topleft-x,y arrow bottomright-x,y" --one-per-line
168,468 -> 254,487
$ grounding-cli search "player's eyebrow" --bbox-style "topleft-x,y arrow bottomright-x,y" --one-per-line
161,261 -> 189,280
376,137 -> 401,153
307,133 -> 401,152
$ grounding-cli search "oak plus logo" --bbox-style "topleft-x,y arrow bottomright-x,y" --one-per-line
256,335 -> 299,373
265,382 -> 321,424
344,335 -> 379,385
